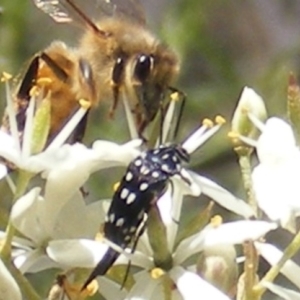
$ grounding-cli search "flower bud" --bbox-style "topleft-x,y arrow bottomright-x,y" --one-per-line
231,87 -> 267,146
196,244 -> 238,297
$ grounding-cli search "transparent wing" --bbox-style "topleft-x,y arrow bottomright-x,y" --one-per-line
33,0 -> 146,26
34,0 -> 73,23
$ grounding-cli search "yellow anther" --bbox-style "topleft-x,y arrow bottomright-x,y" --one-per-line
215,115 -> 226,125
95,232 -> 104,242
113,181 -> 120,192
210,215 -> 222,227
29,86 -> 40,97
151,268 -> 165,279
170,91 -> 180,102
79,98 -> 92,109
202,118 -> 214,128
227,131 -> 241,145
83,280 -> 98,296
1,72 -> 12,82
227,131 -> 239,139
36,77 -> 52,86
241,105 -> 250,115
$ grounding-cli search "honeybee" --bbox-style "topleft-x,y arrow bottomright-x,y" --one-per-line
7,0 -> 180,144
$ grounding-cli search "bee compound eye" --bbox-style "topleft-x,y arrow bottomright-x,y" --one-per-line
134,54 -> 153,83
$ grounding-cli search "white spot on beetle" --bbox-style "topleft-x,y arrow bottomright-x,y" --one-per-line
116,218 -> 125,227
126,193 -> 136,204
125,172 -> 133,181
120,188 -> 129,199
140,182 -> 149,191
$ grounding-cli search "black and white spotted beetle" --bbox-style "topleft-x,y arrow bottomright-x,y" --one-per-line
82,144 -> 190,289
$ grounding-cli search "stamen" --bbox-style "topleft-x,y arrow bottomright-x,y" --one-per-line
151,268 -> 165,279
182,119 -> 222,154
21,97 -> 36,160
122,94 -> 138,140
247,112 -> 265,132
170,91 -> 180,102
3,75 -> 21,153
46,106 -> 88,151
215,115 -> 226,125
113,181 -> 120,192
210,215 -> 222,227
79,98 -> 91,110
202,118 -> 214,128
162,98 -> 176,144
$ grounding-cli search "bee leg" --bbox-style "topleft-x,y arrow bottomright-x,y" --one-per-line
109,84 -> 120,119
46,105 -> 90,145
40,52 -> 69,82
17,56 -> 39,100
15,56 -> 40,133
72,108 -> 90,143
110,57 -> 126,119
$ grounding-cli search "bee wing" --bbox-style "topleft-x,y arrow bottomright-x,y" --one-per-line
98,0 -> 146,25
33,0 -> 146,27
33,0 -> 73,23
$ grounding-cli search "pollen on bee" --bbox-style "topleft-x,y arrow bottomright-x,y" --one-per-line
1,72 -> 12,82
150,267 -> 165,279
36,77 -> 52,86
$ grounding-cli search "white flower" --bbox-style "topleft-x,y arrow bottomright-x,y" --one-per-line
231,86 -> 267,139
7,187 -> 107,273
255,242 -> 300,290
0,258 -> 22,300
0,77 -> 90,178
122,199 -> 275,300
262,282 -> 300,300
241,116 -> 300,229
45,119 -> 275,299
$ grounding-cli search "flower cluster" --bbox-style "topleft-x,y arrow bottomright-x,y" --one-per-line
1,70 -> 300,300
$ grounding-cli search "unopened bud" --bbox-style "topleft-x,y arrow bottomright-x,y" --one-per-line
231,87 -> 267,146
196,244 -> 238,297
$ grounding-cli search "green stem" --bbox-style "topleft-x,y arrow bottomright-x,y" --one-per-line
254,229 -> 300,297
0,170 -> 33,258
147,205 -> 173,269
237,149 -> 258,216
7,262 -> 40,300
0,169 -> 38,299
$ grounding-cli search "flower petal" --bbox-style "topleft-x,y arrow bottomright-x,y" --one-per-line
255,242 -> 300,289
190,172 -> 255,218
0,258 -> 22,300
175,221 -> 276,265
169,266 -> 231,300
97,276 -> 126,300
125,270 -> 160,300
262,282 -> 300,300
14,248 -> 58,274
47,239 -> 109,268
11,187 -> 45,244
